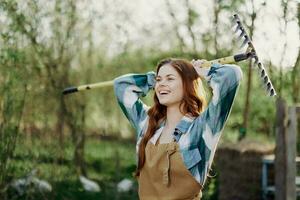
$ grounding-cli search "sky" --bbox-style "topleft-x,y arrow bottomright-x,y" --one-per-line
88,0 -> 299,69
1,0 -> 299,69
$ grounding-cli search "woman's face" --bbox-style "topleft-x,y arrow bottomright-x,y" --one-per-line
155,64 -> 184,107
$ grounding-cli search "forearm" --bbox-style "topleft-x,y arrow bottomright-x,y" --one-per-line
113,71 -> 156,135
114,71 -> 156,99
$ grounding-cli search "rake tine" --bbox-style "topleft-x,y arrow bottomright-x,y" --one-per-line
261,76 -> 269,87
260,63 -> 276,96
233,15 -> 243,30
248,42 -> 255,50
258,62 -> 266,75
258,73 -> 276,97
265,79 -> 276,97
255,62 -> 276,96
263,76 -> 268,84
233,14 -> 240,21
270,88 -> 276,96
257,62 -> 263,70
231,16 -> 238,26
260,68 -> 266,78
266,82 -> 271,91
241,36 -> 250,48
233,24 -> 241,33
238,28 -> 246,40
232,17 -> 241,30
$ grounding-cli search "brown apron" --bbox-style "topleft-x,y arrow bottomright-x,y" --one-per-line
137,141 -> 202,200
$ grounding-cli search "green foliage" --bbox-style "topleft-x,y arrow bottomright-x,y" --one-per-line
4,135 -> 220,200
4,136 -> 138,200
0,0 -> 298,199
0,42 -> 28,190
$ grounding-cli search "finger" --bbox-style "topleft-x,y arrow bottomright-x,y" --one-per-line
195,60 -> 202,66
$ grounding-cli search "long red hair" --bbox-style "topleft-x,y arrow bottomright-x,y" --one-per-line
135,58 -> 207,177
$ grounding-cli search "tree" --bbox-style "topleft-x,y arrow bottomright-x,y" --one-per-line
292,3 -> 300,103
0,32 -> 27,195
239,0 -> 267,139
0,0 -> 88,175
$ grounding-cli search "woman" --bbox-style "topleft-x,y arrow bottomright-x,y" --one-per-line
113,58 -> 242,200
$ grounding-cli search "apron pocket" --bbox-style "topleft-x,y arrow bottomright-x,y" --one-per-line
181,148 -> 202,169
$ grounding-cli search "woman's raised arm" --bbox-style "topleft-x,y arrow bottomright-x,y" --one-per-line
194,63 -> 243,135
113,72 -> 156,138
192,63 -> 242,184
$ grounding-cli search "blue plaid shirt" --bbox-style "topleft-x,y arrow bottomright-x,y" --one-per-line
113,63 -> 242,186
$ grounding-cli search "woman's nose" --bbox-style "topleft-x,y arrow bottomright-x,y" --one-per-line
157,79 -> 168,86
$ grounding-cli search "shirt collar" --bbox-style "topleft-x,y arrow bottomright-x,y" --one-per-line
175,115 -> 195,134
158,114 -> 195,134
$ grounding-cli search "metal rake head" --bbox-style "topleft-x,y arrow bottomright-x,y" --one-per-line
231,14 -> 276,97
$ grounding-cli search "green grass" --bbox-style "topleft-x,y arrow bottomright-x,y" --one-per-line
2,134 -> 221,199
4,135 -> 138,200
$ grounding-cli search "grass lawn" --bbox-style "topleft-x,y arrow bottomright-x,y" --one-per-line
3,135 -> 217,200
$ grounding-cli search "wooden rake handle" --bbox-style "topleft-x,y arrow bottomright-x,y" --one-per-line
62,52 -> 251,95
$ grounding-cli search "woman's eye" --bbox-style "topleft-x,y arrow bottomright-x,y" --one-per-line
155,77 -> 174,82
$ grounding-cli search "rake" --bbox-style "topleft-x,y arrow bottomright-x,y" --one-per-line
63,14 -> 276,97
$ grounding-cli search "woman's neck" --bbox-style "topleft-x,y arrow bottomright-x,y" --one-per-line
165,105 -> 184,128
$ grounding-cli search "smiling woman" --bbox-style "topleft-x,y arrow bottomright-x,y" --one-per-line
113,58 -> 243,200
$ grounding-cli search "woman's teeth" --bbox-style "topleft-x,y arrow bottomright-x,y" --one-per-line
159,91 -> 170,95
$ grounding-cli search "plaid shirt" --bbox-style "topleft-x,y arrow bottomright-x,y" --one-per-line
113,63 -> 242,186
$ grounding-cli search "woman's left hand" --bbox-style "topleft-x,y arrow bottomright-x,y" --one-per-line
191,59 -> 208,78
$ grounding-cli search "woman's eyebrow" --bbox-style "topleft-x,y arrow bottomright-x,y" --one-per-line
156,74 -> 176,78
166,74 -> 176,77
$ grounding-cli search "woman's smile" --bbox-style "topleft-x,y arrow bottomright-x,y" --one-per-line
158,89 -> 171,96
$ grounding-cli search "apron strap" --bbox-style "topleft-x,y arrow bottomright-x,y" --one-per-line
163,143 -> 177,186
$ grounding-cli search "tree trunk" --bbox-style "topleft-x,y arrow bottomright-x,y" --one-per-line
213,0 -> 220,57
184,0 -> 197,53
292,3 -> 300,103
65,101 -> 87,176
240,1 -> 256,139
165,0 -> 186,52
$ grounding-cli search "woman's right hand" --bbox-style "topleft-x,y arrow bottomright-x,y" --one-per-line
191,59 -> 208,78
191,59 -> 206,68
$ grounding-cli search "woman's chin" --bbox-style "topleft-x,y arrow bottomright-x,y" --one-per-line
158,100 -> 169,106
158,96 -> 182,107
158,100 -> 175,107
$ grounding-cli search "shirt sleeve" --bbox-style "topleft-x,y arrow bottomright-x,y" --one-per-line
195,63 -> 243,134
193,63 -> 242,184
113,71 -> 156,138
